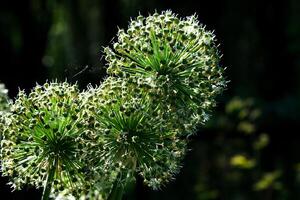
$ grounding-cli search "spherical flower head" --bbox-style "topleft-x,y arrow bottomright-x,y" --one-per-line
81,77 -> 186,190
104,10 -> 226,134
0,81 -> 95,195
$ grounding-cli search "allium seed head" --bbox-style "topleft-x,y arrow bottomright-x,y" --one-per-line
0,81 -> 96,194
104,10 -> 226,135
81,77 -> 186,189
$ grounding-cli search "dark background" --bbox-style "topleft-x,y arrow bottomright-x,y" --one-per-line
1,0 -> 300,199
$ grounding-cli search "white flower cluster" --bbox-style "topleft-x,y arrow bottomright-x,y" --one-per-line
0,82 -> 112,199
104,10 -> 226,135
81,77 -> 186,190
0,11 -> 226,200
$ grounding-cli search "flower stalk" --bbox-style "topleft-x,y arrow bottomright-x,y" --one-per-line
108,172 -> 125,200
42,160 -> 57,200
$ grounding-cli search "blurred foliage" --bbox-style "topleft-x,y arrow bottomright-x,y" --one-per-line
142,96 -> 299,200
194,97 -> 280,199
254,171 -> 282,191
230,154 -> 256,169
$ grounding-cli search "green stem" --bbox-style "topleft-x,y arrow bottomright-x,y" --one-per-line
42,162 -> 56,200
108,172 -> 125,200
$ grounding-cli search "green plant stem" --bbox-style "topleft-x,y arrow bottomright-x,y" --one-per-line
108,172 -> 125,200
42,162 -> 56,200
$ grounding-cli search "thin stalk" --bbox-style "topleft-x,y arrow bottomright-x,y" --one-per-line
108,172 -> 125,200
42,161 -> 56,200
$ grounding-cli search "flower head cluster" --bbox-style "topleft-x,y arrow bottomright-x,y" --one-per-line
81,77 -> 186,189
0,10 -> 226,200
0,82 -> 100,196
104,10 -> 226,134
